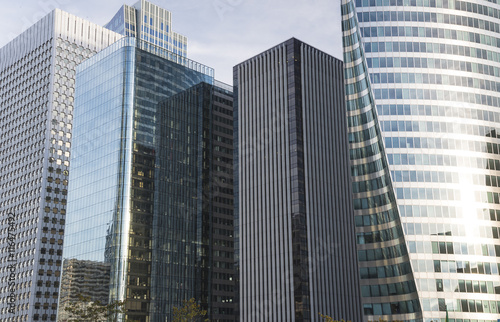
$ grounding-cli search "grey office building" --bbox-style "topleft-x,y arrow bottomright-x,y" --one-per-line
234,38 -> 362,321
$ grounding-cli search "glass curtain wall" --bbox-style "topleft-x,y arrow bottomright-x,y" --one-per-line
343,0 -> 500,320
61,37 -> 213,322
342,1 -> 423,321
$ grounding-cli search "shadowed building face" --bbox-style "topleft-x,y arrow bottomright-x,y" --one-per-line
234,38 -> 362,322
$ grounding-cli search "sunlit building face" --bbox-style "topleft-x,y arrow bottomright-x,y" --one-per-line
343,0 -> 500,321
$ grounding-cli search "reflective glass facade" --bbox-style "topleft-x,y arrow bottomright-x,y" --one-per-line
156,83 -> 236,321
61,37 -> 234,321
105,0 -> 188,57
343,0 -> 500,320
342,1 -> 422,320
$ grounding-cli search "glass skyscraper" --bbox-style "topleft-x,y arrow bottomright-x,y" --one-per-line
343,0 -> 500,320
0,10 -> 121,322
60,37 -> 235,321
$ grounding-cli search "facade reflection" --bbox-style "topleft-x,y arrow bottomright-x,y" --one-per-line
61,37 -> 235,321
342,0 -> 500,320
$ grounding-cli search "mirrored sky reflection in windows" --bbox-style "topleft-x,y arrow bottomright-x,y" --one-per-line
349,0 -> 500,320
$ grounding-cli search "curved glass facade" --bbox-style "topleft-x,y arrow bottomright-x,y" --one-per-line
344,0 -> 500,320
342,1 -> 423,321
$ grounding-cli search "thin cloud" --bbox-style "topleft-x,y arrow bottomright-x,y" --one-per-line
0,0 -> 343,84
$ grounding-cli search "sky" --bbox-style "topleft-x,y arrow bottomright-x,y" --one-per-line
0,0 -> 342,84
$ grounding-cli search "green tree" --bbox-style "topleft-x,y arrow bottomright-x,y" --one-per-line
319,313 -> 352,322
63,294 -> 126,322
319,313 -> 335,322
172,298 -> 209,322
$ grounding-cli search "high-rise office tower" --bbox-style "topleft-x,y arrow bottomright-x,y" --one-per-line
160,81 -> 236,321
234,38 -> 362,321
342,0 -> 500,320
105,0 -> 188,57
0,10 -> 121,322
59,36 -> 234,322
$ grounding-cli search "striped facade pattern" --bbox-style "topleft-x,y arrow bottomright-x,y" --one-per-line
341,1 -> 422,321
235,38 -> 362,322
300,43 -> 363,321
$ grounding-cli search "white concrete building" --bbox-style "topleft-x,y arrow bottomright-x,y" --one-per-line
0,9 -> 122,321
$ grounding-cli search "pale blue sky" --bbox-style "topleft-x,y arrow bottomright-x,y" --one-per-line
0,0 -> 342,84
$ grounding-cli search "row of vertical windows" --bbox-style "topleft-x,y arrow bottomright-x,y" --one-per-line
361,280 -> 417,297
359,261 -> 413,278
355,207 -> 399,227
381,121 -> 500,140
387,134 -> 500,152
374,86 -> 500,108
432,259 -> 500,275
344,57 -> 368,80
486,175 -> 500,187
422,278 -> 500,294
354,191 -> 395,210
422,297 -> 500,314
363,299 -> 420,315
357,225 -> 404,244
396,187 -> 458,201
351,158 -> 384,177
347,109 -> 374,128
361,281 -> 417,297
400,204 -> 495,221
396,184 -> 500,204
348,126 -> 378,144
370,71 -> 500,94
368,56 -> 500,79
358,136 -> 500,164
353,173 -> 391,193
394,150 -> 449,166
345,74 -> 369,96
406,223 -> 500,239
346,91 -> 371,112
359,11 -> 500,35
377,103 -> 500,123
431,241 -> 498,257
358,243 -> 408,261
350,140 -> 381,160
388,152 -> 500,172
361,224 -> 500,254
363,25 -> 500,52
364,41 -> 500,67
391,170 -> 457,184
356,0 -> 499,14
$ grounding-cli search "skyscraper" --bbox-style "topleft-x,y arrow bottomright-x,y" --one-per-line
105,0 -> 188,56
0,10 -> 121,322
342,0 -> 500,320
59,36 -> 235,321
159,81 -> 236,320
234,38 -> 362,321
